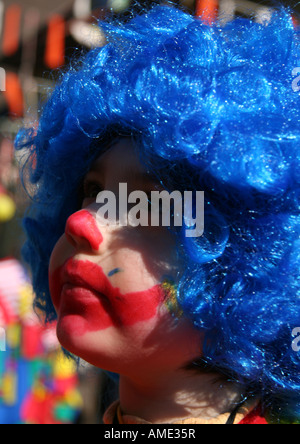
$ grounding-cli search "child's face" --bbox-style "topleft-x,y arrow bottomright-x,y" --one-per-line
49,139 -> 202,376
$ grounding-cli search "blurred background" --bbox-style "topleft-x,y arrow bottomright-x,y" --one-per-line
0,0 -> 298,424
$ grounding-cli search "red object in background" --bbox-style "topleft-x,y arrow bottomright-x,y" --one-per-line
3,72 -> 24,117
22,324 -> 44,360
195,0 -> 218,24
0,289 -> 15,325
44,14 -> 66,69
54,375 -> 78,396
21,392 -> 58,425
2,4 -> 22,57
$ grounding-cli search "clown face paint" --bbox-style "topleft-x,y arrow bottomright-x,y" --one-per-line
49,139 -> 202,373
65,209 -> 103,251
49,257 -> 166,335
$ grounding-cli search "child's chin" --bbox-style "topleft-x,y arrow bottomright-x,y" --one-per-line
55,315 -> 117,368
56,315 -> 88,356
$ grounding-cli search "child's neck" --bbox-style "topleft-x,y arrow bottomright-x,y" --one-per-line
118,369 -> 245,424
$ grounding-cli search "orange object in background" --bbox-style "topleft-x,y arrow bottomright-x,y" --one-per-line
44,14 -> 66,69
195,0 -> 218,24
2,4 -> 22,57
2,72 -> 24,118
292,15 -> 299,27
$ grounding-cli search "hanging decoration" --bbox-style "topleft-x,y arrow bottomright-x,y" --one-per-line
195,0 -> 219,24
2,4 -> 22,57
44,14 -> 66,70
2,72 -> 24,118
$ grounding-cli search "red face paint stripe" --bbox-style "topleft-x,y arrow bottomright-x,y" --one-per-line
65,210 -> 103,251
49,258 -> 166,335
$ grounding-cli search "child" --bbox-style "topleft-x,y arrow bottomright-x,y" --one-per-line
16,3 -> 300,424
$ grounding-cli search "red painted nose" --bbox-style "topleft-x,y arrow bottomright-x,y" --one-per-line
65,210 -> 103,251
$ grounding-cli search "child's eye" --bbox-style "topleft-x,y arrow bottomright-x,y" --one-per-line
83,181 -> 104,199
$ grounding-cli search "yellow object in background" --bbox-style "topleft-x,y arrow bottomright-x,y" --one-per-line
2,372 -> 17,406
53,350 -> 77,379
6,323 -> 21,349
19,284 -> 34,320
0,193 -> 16,222
64,389 -> 83,410
32,381 -> 48,402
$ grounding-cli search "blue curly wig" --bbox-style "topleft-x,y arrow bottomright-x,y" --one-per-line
15,3 -> 300,422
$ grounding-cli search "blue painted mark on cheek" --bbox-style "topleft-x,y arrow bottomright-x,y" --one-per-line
108,268 -> 123,277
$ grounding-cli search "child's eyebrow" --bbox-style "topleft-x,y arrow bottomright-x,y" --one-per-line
88,164 -> 147,178
87,159 -> 161,187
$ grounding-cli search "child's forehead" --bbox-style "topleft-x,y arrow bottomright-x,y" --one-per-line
88,138 -> 157,184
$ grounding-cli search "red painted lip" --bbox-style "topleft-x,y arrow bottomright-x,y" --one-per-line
51,258 -> 112,310
61,282 -> 108,303
49,257 -> 166,332
61,268 -> 109,300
